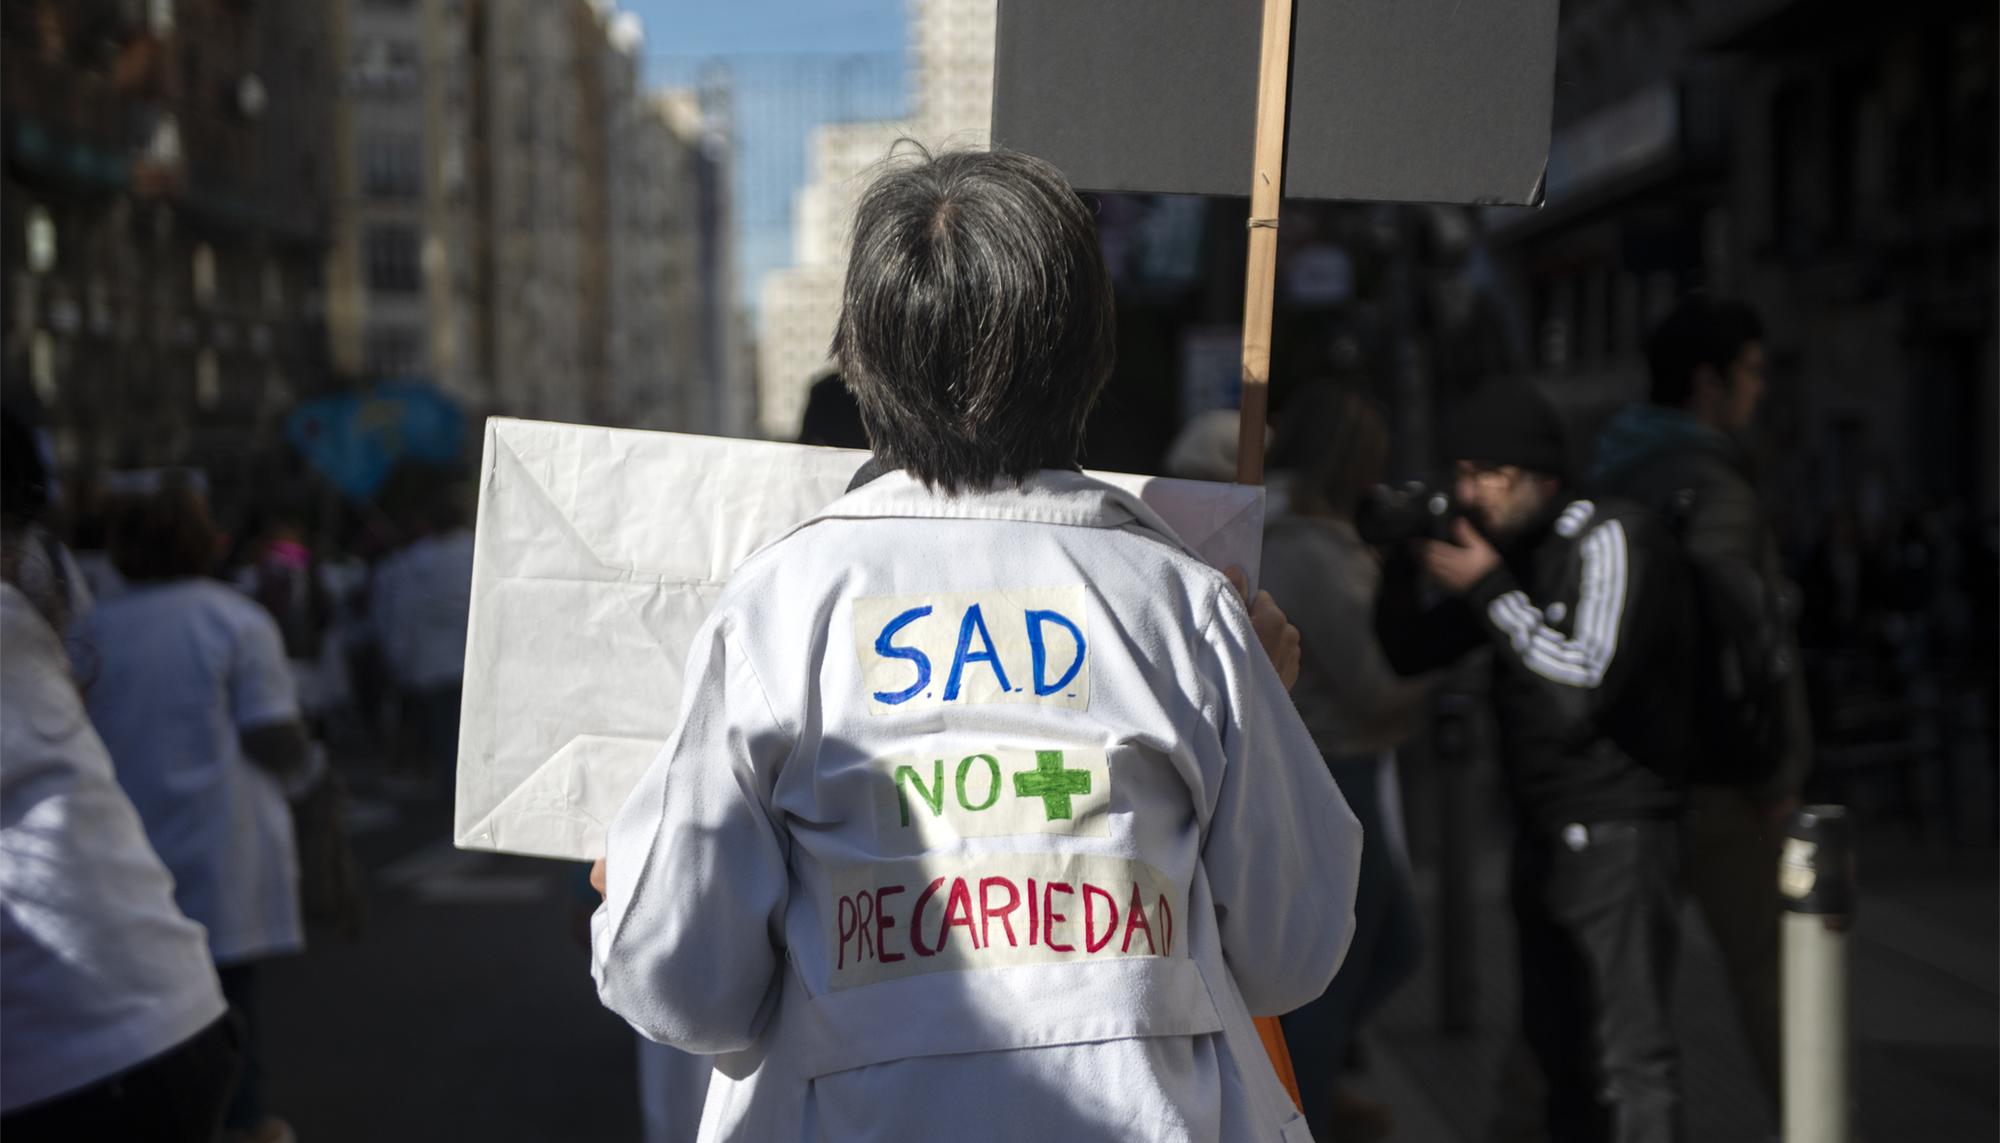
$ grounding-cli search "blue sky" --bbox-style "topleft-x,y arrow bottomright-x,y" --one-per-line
622,1 -> 910,313
621,0 -> 905,57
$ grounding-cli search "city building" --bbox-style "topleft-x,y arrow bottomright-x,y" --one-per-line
325,0 -> 454,395
1,0 -> 335,492
753,0 -> 996,439
911,0 -> 995,148
644,89 -> 742,436
756,120 -> 909,438
1486,0 -> 1998,534
326,0 -> 740,432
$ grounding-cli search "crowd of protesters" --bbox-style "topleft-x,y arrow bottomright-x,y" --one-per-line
0,414 -> 472,1142
0,147 -> 1989,1143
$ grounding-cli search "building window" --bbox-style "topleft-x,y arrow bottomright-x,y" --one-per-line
30,331 -> 56,405
192,243 -> 217,307
262,260 -> 284,313
365,225 -> 421,293
365,325 -> 425,378
25,206 -> 55,274
348,40 -> 421,96
196,348 -> 221,408
363,134 -> 422,198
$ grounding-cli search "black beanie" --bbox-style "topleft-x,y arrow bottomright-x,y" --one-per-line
1443,380 -> 1569,481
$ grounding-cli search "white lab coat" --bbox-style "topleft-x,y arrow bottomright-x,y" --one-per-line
593,469 -> 1361,1142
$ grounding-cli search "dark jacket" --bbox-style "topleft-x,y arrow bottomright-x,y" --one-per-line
1375,497 -> 1698,833
1590,404 -> 1812,802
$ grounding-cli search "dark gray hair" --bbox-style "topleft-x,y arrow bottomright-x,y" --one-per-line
832,146 -> 1115,493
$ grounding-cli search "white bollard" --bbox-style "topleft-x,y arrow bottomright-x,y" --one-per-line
1779,804 -> 1855,1143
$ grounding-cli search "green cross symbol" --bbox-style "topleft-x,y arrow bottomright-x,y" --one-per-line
1014,750 -> 1093,821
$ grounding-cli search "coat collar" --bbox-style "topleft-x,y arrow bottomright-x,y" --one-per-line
777,467 -> 1202,558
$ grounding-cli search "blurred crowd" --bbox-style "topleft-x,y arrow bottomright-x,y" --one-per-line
0,408 -> 472,1142
1,294 -> 1990,1143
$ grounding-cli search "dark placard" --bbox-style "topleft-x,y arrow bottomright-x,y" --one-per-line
991,0 -> 1559,206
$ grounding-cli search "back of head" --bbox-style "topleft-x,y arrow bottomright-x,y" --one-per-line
1646,297 -> 1763,408
108,483 -> 220,583
833,146 -> 1115,494
1271,382 -> 1389,519
1,410 -> 50,530
1,410 -> 57,622
1443,379 -> 1570,483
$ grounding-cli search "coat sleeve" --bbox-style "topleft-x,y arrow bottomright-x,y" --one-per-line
226,601 -> 302,730
1462,516 -> 1678,733
1373,547 -> 1485,677
1197,584 -> 1362,1016
591,611 -> 794,1055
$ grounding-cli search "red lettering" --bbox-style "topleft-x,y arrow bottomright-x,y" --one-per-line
979,876 -> 1021,948
910,877 -> 947,957
1156,894 -> 1174,956
1027,877 -> 1039,946
836,894 -> 856,969
876,885 -> 906,964
941,877 -> 981,951
1121,882 -> 1156,954
1083,883 -> 1119,953
1044,881 -> 1075,952
855,887 -> 876,961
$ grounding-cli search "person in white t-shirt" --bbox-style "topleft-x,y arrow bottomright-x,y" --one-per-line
0,420 -> 239,1141
70,485 -> 309,1143
369,493 -> 474,792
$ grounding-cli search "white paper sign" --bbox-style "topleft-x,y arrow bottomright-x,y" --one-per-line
454,418 -> 1265,861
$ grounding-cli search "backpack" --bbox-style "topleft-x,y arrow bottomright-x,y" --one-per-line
1661,481 -> 1799,788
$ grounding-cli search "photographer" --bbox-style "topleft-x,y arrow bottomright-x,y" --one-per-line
1373,381 -> 1697,1143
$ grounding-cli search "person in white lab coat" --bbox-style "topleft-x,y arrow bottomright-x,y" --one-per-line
592,147 -> 1362,1142
70,486 -> 309,1143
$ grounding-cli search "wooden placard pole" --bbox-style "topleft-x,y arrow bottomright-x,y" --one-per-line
1237,0 -> 1306,1112
1234,0 -> 1295,487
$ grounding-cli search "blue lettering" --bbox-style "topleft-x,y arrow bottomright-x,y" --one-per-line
943,604 -> 1011,701
1026,609 -> 1087,696
872,606 -> 933,705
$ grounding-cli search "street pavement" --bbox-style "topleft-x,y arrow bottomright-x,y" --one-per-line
258,761 -> 1995,1142
260,781 -> 641,1141
1354,827 -> 1998,1143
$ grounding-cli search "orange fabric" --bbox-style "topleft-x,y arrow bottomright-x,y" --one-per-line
1255,1015 -> 1303,1110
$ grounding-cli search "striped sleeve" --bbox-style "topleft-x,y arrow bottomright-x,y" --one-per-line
1483,520 -> 1629,688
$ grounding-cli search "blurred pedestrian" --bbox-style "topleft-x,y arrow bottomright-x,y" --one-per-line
1376,381 -> 1697,1143
1264,383 -> 1430,1142
65,475 -> 127,604
1162,408 -> 1267,483
1591,298 -> 1812,1109
234,512 -> 369,941
234,513 -> 345,725
590,146 -> 1357,1141
70,485 -> 310,1143
796,369 -> 870,449
369,489 -> 473,794
0,430 -> 239,1143
0,410 -> 92,624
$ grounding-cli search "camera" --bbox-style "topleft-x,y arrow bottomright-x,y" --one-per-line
1356,481 -> 1462,546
